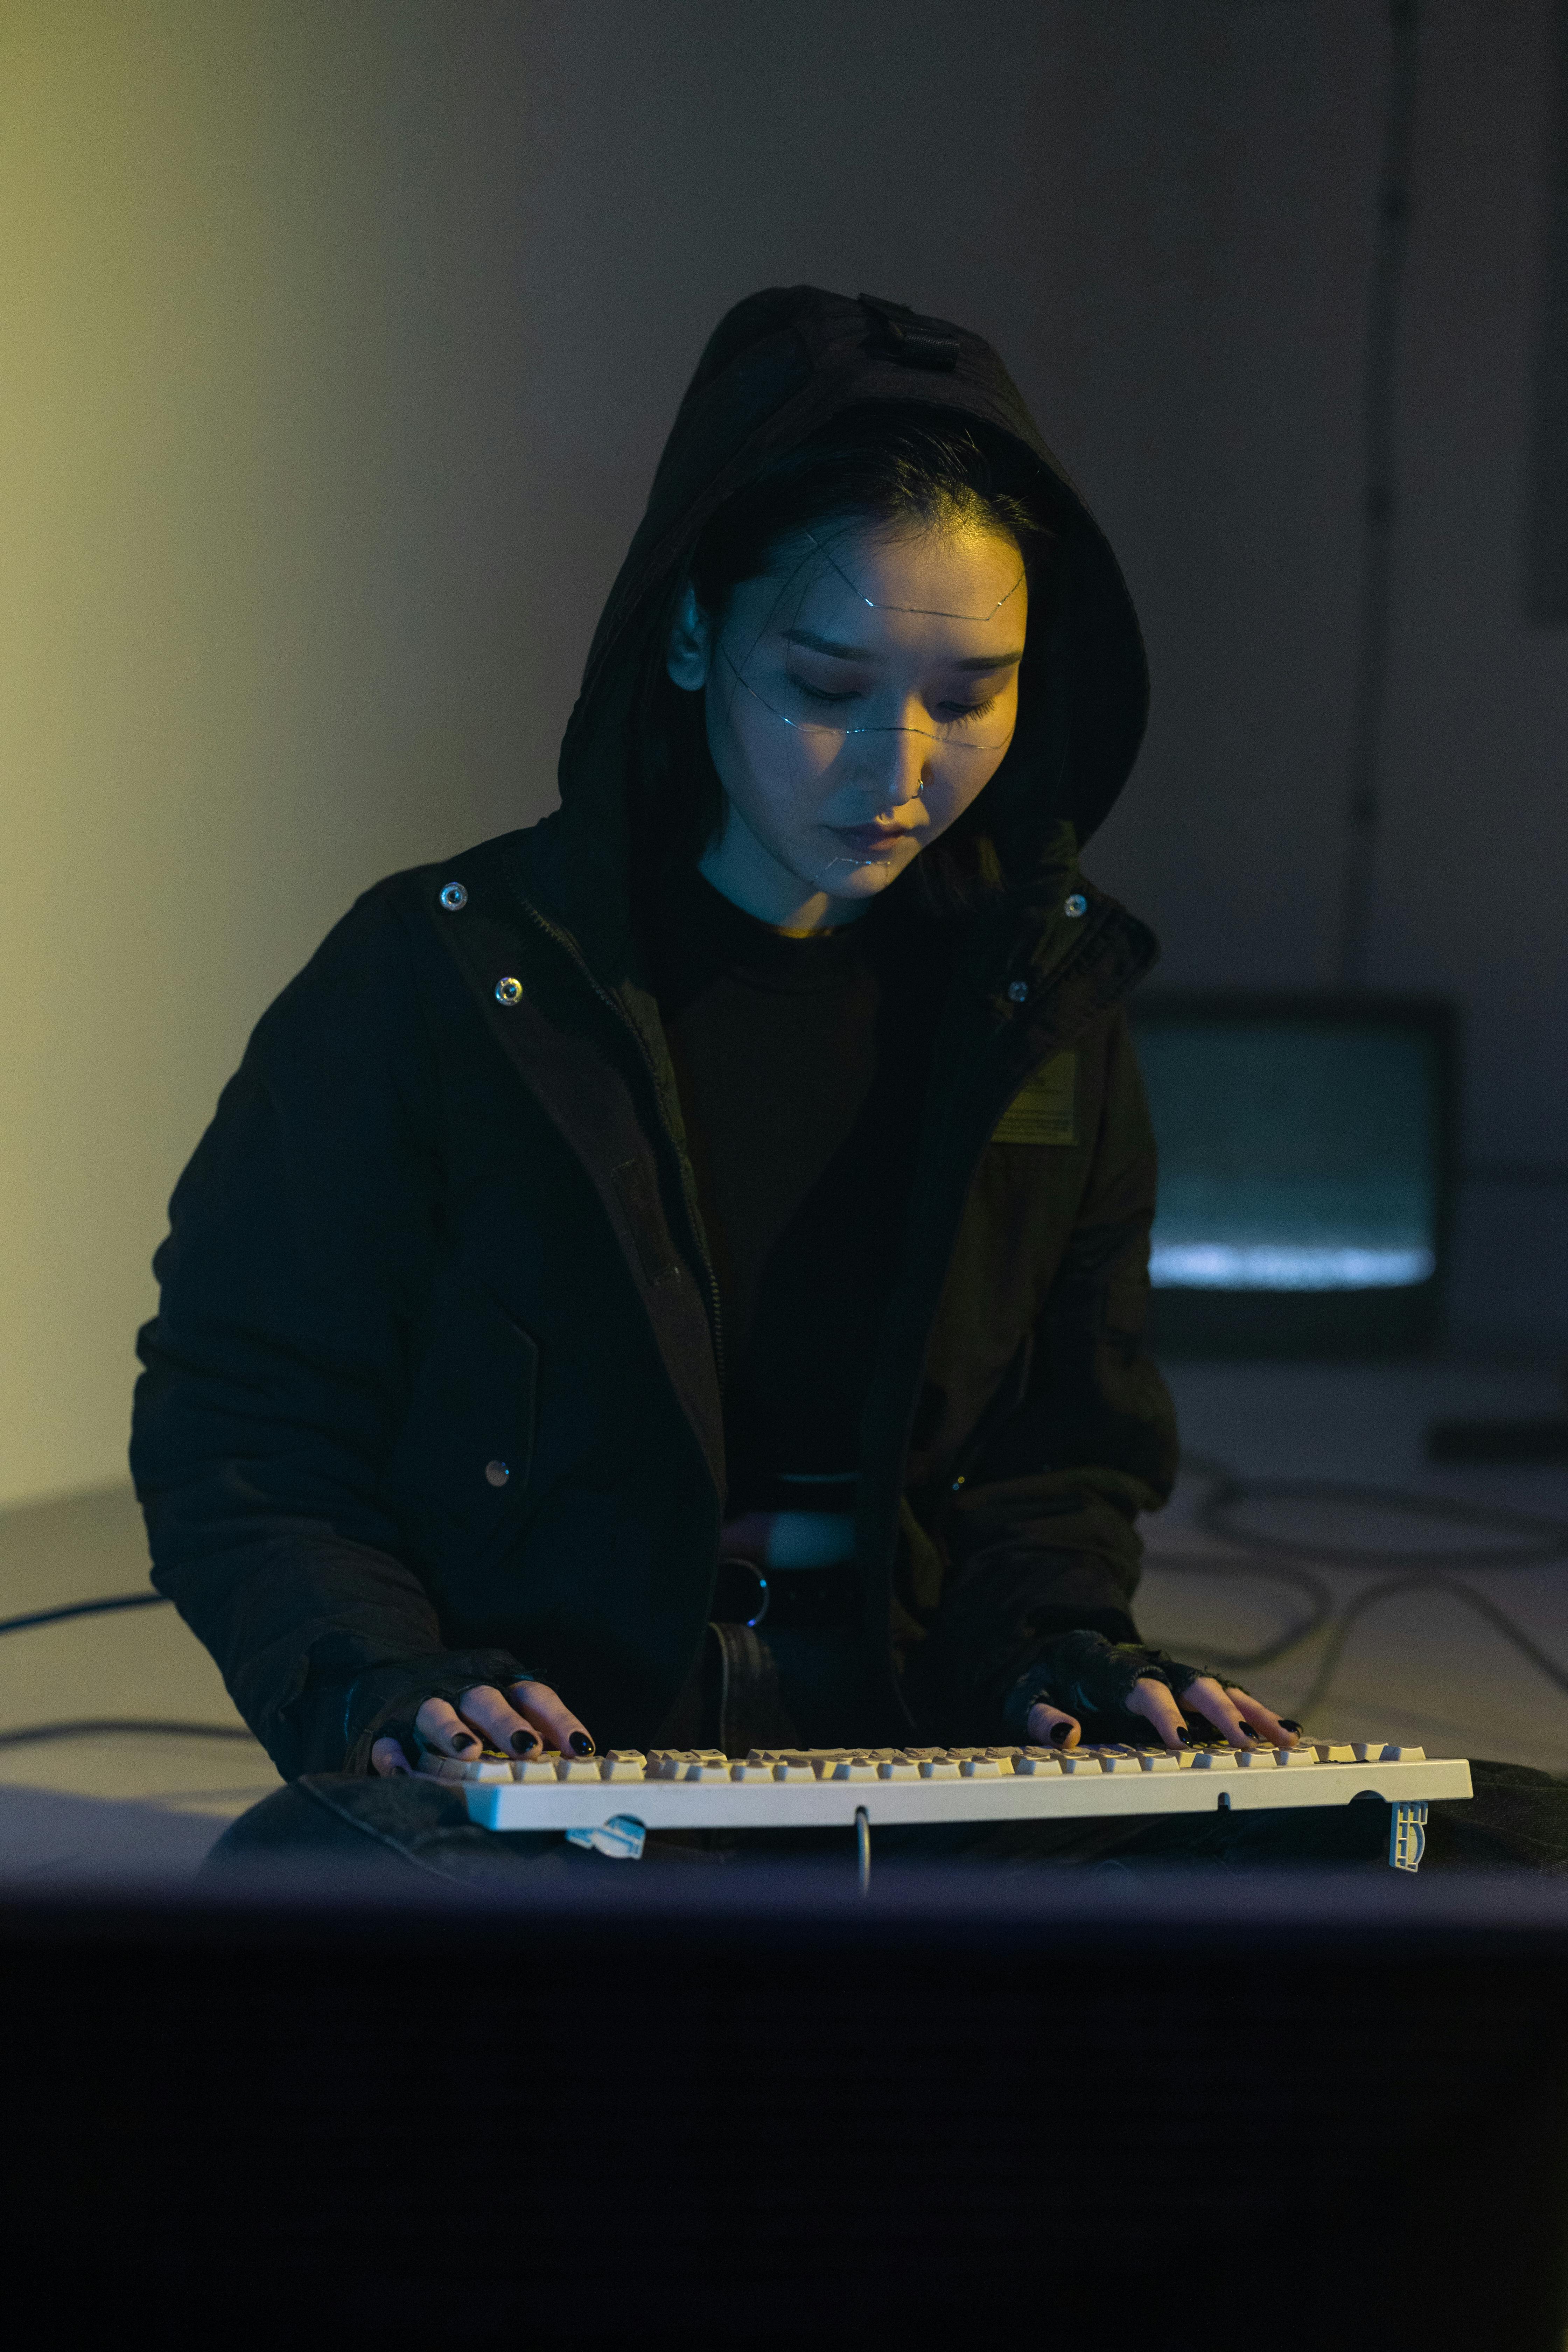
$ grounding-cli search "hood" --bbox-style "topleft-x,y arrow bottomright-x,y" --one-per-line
529,284 -> 1149,964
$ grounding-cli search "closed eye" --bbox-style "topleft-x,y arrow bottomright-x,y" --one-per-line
789,680 -> 1003,724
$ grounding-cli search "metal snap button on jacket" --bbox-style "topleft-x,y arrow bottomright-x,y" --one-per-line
485,1460 -> 510,1487
1007,980 -> 1029,1004
494,976 -> 523,1006
1064,893 -> 1087,917
439,882 -> 468,911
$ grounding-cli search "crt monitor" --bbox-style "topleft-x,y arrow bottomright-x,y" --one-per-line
1127,992 -> 1459,1358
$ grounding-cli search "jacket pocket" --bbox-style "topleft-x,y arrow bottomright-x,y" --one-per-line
386,1278 -> 539,1576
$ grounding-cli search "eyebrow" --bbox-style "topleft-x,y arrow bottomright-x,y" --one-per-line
783,627 -> 1024,672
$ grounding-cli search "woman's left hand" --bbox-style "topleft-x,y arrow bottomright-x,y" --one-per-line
1027,1678 -> 1302,1753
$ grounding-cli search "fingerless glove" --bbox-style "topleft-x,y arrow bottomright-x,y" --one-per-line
1002,1629 -> 1239,1741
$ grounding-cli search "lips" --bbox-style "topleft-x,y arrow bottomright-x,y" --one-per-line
834,823 -> 909,854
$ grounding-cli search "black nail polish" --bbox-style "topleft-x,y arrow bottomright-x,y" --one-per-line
1049,1721 -> 1072,1748
1279,1719 -> 1302,1733
451,1731 -> 478,1751
569,1731 -> 595,1756
1176,1728 -> 1195,1748
511,1728 -> 539,1755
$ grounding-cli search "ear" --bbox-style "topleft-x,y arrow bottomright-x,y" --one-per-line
665,579 -> 713,691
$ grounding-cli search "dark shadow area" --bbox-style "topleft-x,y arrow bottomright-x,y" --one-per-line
4,1867 -> 1567,2349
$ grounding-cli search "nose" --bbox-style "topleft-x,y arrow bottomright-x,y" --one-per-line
860,717 -> 929,812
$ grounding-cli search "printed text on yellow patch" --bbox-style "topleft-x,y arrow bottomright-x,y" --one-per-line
991,1051 -> 1077,1146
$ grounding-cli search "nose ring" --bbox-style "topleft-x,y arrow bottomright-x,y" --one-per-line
876,775 -> 928,821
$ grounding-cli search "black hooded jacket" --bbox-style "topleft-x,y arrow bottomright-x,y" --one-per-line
129,286 -> 1178,1777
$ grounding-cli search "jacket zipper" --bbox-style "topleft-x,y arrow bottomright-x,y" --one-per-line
515,895 -> 727,1394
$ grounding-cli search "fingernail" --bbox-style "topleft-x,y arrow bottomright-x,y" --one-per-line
1176,1728 -> 1194,1748
450,1731 -> 478,1752
569,1731 -> 595,1756
1279,1719 -> 1302,1733
511,1728 -> 539,1755
1049,1722 -> 1072,1748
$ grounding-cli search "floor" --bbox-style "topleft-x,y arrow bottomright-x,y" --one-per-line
1137,1356 -> 1568,1776
0,1482 -> 283,1880
0,1352 -> 1564,1881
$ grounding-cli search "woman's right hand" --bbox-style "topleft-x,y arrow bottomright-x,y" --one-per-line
370,1678 -> 595,1775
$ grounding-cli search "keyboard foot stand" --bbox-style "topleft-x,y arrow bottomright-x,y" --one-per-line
1390,1801 -> 1428,1872
855,1805 -> 870,1897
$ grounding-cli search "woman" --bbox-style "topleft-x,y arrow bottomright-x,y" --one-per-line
129,286 -> 1467,1872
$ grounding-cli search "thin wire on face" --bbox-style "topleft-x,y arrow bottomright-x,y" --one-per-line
715,642 -> 1016,754
802,530 -> 1026,620
707,531 -> 1021,886
707,525 -> 1023,753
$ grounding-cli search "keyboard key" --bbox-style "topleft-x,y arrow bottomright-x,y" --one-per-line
1012,1753 -> 1062,1775
1190,1749 -> 1236,1770
877,1758 -> 921,1780
832,1758 -> 878,1782
920,1759 -> 962,1780
683,1760 -> 732,1782
601,1753 -> 646,1781
959,1758 -> 1002,1778
1136,1751 -> 1180,1772
1273,1746 -> 1319,1768
728,1761 -> 776,1782
556,1758 -> 601,1782
510,1758 -> 558,1783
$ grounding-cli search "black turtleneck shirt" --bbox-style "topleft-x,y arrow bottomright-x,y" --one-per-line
645,866 -> 951,1512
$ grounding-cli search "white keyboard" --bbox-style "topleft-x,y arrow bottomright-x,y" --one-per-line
425,1740 -> 1470,1868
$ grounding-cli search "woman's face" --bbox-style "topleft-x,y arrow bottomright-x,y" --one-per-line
666,517 -> 1027,929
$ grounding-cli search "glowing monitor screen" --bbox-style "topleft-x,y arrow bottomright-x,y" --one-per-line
1134,1018 -> 1443,1294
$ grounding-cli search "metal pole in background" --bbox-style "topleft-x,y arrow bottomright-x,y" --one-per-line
1336,0 -> 1423,990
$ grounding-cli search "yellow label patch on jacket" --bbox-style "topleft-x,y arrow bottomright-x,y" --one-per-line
991,1051 -> 1077,1146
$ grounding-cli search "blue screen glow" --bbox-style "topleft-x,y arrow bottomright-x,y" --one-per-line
1135,1022 -> 1440,1293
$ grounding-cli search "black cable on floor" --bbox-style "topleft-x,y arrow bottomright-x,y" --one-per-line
1149,1452 -> 1568,1716
1186,1452 -> 1568,1569
0,1718 -> 259,1750
0,1594 -> 254,1747
0,1591 -> 170,1639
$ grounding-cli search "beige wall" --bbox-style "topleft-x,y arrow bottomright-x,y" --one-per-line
0,2 -> 544,1506
3,0 -> 1564,1510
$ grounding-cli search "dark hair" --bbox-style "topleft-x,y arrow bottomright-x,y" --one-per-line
628,404 -> 1057,920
